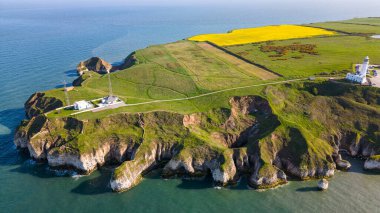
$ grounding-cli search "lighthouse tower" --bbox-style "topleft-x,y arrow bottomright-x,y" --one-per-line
359,56 -> 369,77
345,56 -> 369,84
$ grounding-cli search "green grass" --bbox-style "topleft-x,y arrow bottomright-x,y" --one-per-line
307,18 -> 380,34
39,18 -> 380,120
370,155 -> 380,161
44,40 -> 269,119
224,35 -> 380,78
340,17 -> 380,26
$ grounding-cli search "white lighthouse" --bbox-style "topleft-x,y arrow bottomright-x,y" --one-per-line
346,56 -> 369,84
359,56 -> 369,76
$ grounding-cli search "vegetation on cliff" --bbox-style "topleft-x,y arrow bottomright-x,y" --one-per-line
15,18 -> 380,192
16,80 -> 380,191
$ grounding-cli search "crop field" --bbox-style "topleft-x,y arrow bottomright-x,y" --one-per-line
223,18 -> 380,77
188,25 -> 335,46
225,35 -> 380,77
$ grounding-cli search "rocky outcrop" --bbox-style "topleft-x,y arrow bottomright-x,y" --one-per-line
281,159 -> 335,179
47,141 -> 133,173
117,52 -> 137,70
333,153 -> 351,170
162,149 -> 237,185
110,141 -> 179,192
318,178 -> 328,190
364,156 -> 380,170
14,114 -> 142,173
24,93 -> 63,118
77,57 -> 112,75
250,161 -> 287,189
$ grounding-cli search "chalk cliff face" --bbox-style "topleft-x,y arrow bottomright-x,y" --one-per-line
15,114 -> 142,174
15,81 -> 380,193
77,57 -> 112,75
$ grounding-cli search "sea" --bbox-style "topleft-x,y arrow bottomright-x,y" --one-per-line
0,5 -> 379,213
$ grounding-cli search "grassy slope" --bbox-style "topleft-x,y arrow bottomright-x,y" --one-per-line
46,40 -> 270,119
255,80 -> 380,174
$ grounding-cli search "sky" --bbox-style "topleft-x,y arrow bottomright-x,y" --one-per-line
1,0 -> 380,10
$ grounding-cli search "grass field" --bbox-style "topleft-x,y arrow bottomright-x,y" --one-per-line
222,18 -> 380,78
307,17 -> 380,34
188,25 -> 335,46
340,17 -> 380,26
196,42 -> 279,80
45,40 -> 274,118
224,35 -> 380,77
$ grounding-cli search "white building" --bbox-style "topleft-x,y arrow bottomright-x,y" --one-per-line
346,56 -> 369,84
101,96 -> 119,105
73,100 -> 93,110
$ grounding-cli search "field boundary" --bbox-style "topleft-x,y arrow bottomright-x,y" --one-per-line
196,42 -> 279,80
205,41 -> 284,77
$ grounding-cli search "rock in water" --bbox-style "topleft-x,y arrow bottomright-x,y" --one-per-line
334,154 -> 351,170
364,156 -> 380,170
318,179 -> 329,191
77,57 -> 112,75
336,159 -> 351,170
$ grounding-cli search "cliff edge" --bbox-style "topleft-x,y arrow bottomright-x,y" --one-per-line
15,81 -> 380,192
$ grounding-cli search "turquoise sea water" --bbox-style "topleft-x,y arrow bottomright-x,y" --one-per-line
0,6 -> 379,212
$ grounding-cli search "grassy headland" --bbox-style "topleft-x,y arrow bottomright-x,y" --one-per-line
17,18 -> 380,191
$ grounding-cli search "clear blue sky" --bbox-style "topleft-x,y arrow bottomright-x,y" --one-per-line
1,0 -> 380,9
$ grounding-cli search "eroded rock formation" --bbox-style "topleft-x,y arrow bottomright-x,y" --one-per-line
77,57 -> 112,75
15,82 -> 380,192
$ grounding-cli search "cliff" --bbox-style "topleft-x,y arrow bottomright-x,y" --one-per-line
15,81 -> 380,192
24,92 -> 63,118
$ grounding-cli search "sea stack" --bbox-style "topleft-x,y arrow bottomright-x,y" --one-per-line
76,57 -> 112,75
318,179 -> 329,191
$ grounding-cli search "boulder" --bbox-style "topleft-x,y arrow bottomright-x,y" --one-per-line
334,154 -> 351,170
317,179 -> 328,190
336,159 -> 351,170
364,156 -> 380,170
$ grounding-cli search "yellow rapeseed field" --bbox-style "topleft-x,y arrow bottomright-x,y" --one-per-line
188,25 -> 336,46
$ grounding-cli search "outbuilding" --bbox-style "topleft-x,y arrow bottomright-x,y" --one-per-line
73,100 -> 93,110
101,96 -> 119,105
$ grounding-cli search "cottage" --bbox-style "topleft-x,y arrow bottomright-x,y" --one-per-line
73,100 -> 93,110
